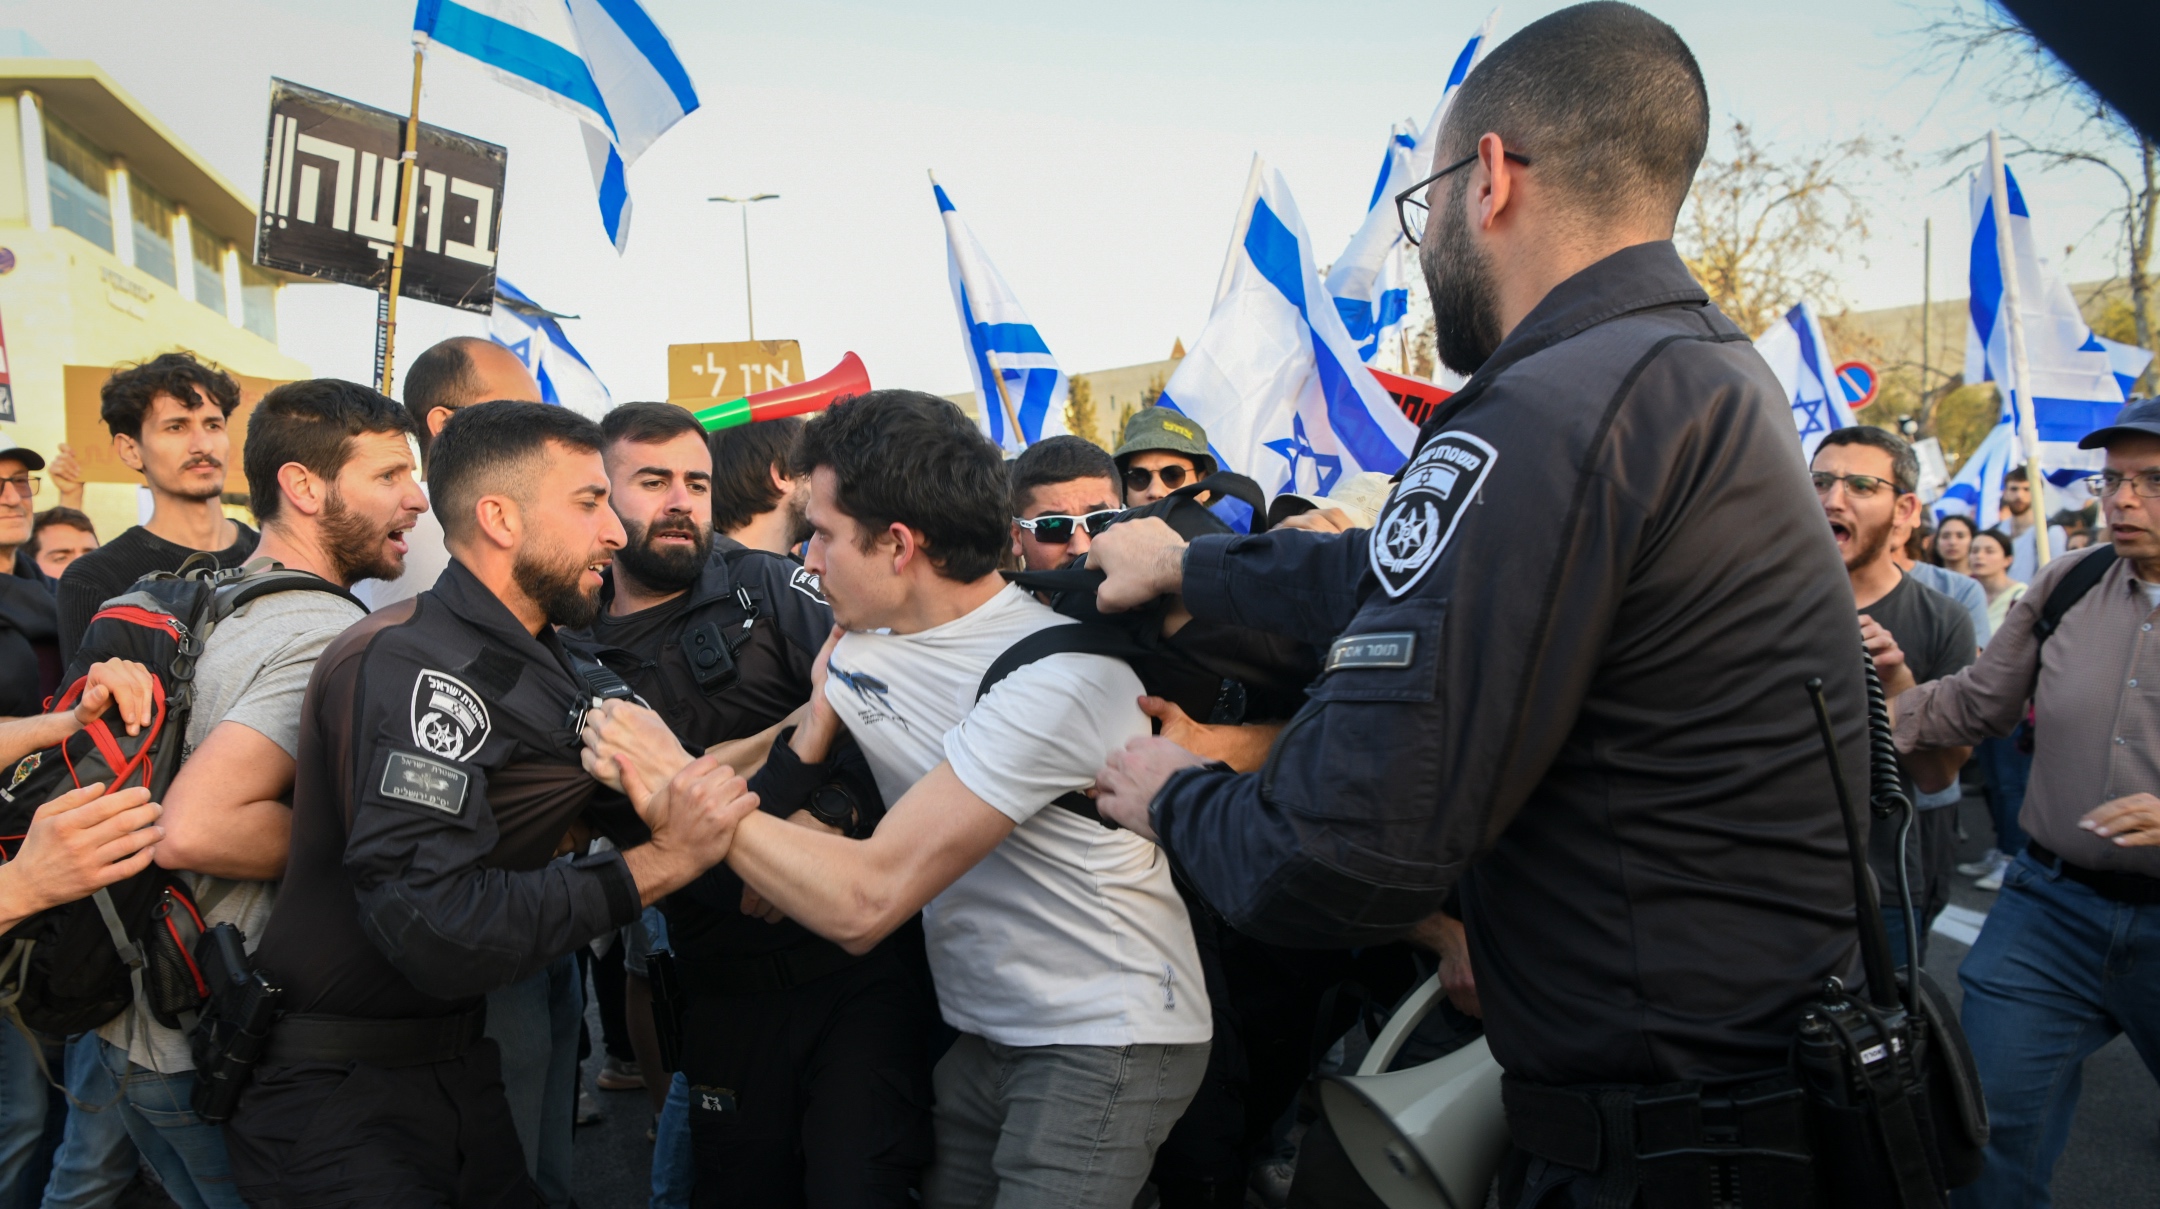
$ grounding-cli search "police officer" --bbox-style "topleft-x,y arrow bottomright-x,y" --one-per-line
564,403 -> 934,1208
1092,6 -> 1871,1206
229,402 -> 744,1206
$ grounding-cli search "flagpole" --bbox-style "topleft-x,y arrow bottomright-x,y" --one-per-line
1987,129 -> 2051,567
379,39 -> 427,397
1213,155 -> 1264,308
983,349 -> 1027,451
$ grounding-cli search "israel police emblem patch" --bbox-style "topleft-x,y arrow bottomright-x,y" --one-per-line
1369,431 -> 1496,599
411,669 -> 492,761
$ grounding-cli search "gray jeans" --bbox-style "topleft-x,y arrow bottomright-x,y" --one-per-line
922,1033 -> 1209,1209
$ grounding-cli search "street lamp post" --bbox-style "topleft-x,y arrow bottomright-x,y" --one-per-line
710,193 -> 779,341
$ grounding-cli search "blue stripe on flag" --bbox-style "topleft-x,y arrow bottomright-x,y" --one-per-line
974,323 -> 1052,356
1208,495 -> 1254,534
933,184 -> 956,214
425,0 -> 616,135
2006,168 -> 2027,218
1446,35 -> 1481,89
1375,287 -> 1408,331
1312,328 -> 1409,472
1335,297 -> 1373,341
1243,199 -> 1306,312
1018,367 -> 1056,444
1366,142 -> 1397,212
2035,397 -> 2121,444
590,0 -> 699,111
1969,205 -> 2001,373
598,144 -> 630,248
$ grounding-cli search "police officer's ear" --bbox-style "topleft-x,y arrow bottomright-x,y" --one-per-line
469,492 -> 526,551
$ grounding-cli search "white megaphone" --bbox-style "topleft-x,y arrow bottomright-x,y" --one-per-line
1319,975 -> 1510,1209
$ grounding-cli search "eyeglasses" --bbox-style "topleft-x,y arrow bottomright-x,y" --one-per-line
1395,150 -> 1534,246
2084,469 -> 2160,499
1013,509 -> 1121,544
1122,465 -> 1190,494
0,474 -> 42,500
1812,471 -> 1905,499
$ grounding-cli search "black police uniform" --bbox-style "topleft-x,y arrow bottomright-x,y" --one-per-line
563,537 -> 936,1209
229,559 -> 646,1207
1151,243 -> 1872,1203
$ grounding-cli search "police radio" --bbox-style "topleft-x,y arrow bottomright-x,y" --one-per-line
1797,664 -> 1987,1207
188,923 -> 282,1122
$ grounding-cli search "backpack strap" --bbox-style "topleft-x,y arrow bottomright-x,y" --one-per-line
214,571 -> 365,620
2032,547 -> 2118,649
976,624 -> 1155,829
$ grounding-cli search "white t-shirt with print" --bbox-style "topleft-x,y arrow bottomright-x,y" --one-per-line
823,583 -> 1209,1048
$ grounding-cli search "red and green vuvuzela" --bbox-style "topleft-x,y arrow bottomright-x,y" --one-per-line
695,352 -> 870,432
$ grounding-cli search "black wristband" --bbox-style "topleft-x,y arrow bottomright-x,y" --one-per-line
751,726 -> 827,819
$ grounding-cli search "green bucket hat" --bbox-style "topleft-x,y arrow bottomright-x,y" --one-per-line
1113,407 -> 1217,477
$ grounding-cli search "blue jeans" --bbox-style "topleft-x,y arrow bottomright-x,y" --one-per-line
0,1025 -> 54,1208
40,1036 -> 138,1209
1953,851 -> 2160,1208
651,1070 -> 692,1209
1975,736 -> 2030,856
79,1037 -> 242,1209
484,953 -> 581,1209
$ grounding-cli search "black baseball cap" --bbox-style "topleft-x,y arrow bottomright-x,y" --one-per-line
2078,398 -> 2160,449
0,442 -> 45,471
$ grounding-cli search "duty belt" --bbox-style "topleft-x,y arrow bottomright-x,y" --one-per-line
2025,841 -> 2160,905
262,1006 -> 486,1068
676,937 -> 864,997
1501,1072 -> 1813,1209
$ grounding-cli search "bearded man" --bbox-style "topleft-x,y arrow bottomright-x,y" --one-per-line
229,401 -> 744,1208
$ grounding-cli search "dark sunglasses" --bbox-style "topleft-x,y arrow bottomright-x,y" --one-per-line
1013,509 -> 1121,544
1395,149 -> 1534,246
1122,464 -> 1190,493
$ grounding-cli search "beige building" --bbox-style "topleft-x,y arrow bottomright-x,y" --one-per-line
947,346 -> 1185,451
0,50 -> 309,541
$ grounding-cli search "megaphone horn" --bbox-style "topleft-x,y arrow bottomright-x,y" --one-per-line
1319,975 -> 1511,1209
695,352 -> 871,432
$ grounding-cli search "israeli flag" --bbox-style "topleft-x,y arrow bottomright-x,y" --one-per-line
1753,301 -> 1852,461
1936,418 -> 2018,525
934,181 -> 1070,453
414,0 -> 699,253
1159,158 -> 1420,501
491,278 -> 612,420
1964,165 -> 2151,496
1324,13 -> 1495,366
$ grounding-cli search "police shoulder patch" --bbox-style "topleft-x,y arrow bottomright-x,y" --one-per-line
788,565 -> 826,604
410,669 -> 491,761
380,751 -> 469,815
1369,431 -> 1497,599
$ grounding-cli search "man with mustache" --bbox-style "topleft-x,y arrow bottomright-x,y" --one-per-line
565,403 -> 927,1209
56,353 -> 260,662
1089,5 -> 1893,1203
228,402 -> 744,1208
54,379 -> 424,1209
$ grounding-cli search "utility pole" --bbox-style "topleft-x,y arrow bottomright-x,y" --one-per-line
710,193 -> 778,341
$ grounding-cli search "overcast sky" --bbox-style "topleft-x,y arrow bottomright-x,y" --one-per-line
1,0 -> 2131,401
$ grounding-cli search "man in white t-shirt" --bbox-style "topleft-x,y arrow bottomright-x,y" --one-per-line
584,391 -> 1210,1209
63,379 -> 424,1208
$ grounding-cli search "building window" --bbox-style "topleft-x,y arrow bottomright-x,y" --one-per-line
129,177 -> 178,287
44,117 -> 113,251
240,263 -> 277,342
191,224 -> 226,315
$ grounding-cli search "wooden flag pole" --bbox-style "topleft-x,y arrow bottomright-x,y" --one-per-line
378,42 -> 426,396
985,349 -> 1027,450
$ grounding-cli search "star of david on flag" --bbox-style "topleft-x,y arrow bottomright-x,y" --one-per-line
1752,300 -> 1851,462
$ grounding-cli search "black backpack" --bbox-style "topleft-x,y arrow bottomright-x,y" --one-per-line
985,474 -> 1325,824
0,556 -> 359,1038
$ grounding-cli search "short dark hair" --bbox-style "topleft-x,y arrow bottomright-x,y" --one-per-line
27,507 -> 95,559
1440,2 -> 1708,229
1930,513 -> 1977,566
792,391 -> 1007,582
1974,528 -> 2015,561
429,402 -> 605,544
244,379 -> 416,522
404,337 -> 496,456
601,402 -> 706,449
1816,426 -> 1919,495
99,351 -> 240,440
711,416 -> 803,533
2003,464 -> 2029,485
1009,436 -> 1118,514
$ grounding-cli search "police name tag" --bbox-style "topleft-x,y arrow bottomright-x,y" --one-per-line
1326,632 -> 1417,672
381,751 -> 469,816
